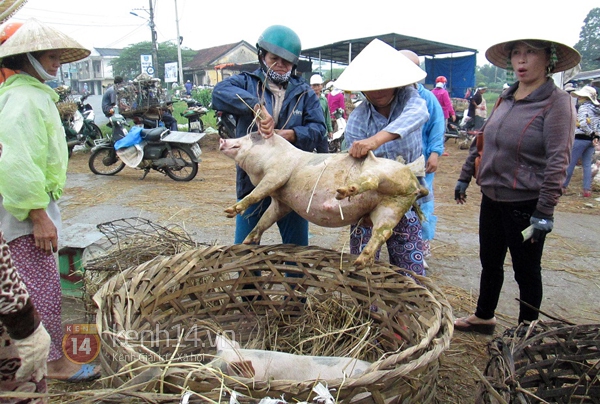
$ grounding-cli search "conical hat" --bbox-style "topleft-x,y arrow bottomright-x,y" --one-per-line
0,0 -> 27,25
485,37 -> 580,73
0,18 -> 90,64
334,39 -> 426,92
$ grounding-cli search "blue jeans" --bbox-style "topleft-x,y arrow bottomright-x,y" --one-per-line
420,172 -> 437,241
235,198 -> 308,280
563,138 -> 595,191
234,198 -> 308,246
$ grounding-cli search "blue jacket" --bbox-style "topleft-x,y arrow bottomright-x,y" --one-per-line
416,83 -> 445,160
212,69 -> 327,198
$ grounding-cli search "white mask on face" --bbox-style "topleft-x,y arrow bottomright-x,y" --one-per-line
26,52 -> 57,81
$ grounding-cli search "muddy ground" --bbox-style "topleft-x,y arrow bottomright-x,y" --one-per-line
53,133 -> 600,402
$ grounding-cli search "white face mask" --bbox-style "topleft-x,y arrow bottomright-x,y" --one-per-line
26,52 -> 57,81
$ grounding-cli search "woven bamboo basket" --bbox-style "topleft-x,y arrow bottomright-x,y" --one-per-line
477,321 -> 600,403
94,244 -> 453,403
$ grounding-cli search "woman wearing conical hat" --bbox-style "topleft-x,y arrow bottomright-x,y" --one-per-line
454,37 -> 581,334
0,18 -> 101,382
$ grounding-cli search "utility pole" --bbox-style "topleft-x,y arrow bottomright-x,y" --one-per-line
148,0 -> 158,75
174,0 -> 184,85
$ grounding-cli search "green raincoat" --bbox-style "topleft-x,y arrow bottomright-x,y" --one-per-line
0,74 -> 67,221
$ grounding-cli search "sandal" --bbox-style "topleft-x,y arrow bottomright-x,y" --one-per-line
64,364 -> 101,383
454,316 -> 496,335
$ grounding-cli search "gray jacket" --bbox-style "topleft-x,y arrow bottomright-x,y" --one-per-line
459,79 -> 575,217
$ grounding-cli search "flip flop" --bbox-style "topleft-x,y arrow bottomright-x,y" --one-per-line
65,364 -> 101,383
454,316 -> 496,335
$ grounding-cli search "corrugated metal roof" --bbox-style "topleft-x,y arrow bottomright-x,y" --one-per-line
301,32 -> 477,65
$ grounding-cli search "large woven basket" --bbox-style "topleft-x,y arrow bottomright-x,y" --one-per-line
94,244 -> 453,403
477,321 -> 600,403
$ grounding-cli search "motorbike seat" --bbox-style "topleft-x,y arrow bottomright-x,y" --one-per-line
142,127 -> 168,141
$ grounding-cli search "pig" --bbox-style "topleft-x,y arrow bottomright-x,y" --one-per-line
210,335 -> 371,381
219,132 -> 429,269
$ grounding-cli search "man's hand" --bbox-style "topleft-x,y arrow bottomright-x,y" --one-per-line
254,104 -> 274,138
455,180 -> 469,204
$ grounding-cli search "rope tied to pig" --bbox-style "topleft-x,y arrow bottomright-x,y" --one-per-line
306,159 -> 346,221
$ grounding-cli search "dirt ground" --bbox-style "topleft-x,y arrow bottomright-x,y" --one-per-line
53,133 -> 600,403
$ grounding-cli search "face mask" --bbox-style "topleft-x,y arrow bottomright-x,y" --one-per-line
26,52 -> 57,81
259,55 -> 291,85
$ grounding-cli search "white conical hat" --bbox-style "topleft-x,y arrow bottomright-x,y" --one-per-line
334,39 -> 427,92
0,18 -> 90,64
0,0 -> 27,24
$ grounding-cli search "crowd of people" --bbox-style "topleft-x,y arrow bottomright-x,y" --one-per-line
0,10 -> 597,397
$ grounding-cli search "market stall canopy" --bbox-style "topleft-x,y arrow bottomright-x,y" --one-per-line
300,32 -> 478,65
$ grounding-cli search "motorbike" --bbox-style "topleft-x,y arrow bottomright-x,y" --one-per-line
215,109 -> 236,139
60,92 -> 103,157
88,107 -> 203,182
328,107 -> 346,153
444,111 -> 476,149
180,98 -> 208,133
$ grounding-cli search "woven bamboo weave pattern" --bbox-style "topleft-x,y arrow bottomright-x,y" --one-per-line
94,244 -> 453,403
478,321 -> 600,403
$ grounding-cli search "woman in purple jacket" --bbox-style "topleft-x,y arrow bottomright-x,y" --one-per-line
453,37 -> 580,334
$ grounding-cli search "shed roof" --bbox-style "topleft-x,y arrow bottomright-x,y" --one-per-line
186,40 -> 256,70
95,48 -> 122,57
300,33 -> 478,65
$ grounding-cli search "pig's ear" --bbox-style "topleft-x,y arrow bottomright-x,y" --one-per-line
250,131 -> 263,142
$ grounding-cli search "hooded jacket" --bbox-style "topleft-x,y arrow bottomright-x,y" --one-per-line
458,79 -> 575,217
0,74 -> 67,222
212,69 -> 327,199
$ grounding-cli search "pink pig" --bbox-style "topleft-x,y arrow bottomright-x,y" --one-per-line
220,132 -> 428,268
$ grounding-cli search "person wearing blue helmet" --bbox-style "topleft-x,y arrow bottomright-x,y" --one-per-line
212,25 -> 327,246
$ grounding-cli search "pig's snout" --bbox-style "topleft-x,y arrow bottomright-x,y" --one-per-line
219,138 -> 227,150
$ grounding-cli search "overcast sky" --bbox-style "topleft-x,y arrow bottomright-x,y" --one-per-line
10,0 -> 598,66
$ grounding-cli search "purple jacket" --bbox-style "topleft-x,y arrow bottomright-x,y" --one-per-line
459,80 -> 575,217
431,87 -> 456,119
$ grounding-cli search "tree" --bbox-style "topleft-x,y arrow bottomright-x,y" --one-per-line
111,41 -> 197,82
574,7 -> 600,71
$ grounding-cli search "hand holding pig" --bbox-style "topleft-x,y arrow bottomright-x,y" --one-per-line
254,104 -> 274,138
348,130 -> 397,158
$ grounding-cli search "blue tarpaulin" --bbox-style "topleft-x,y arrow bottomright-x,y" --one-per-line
425,55 -> 476,98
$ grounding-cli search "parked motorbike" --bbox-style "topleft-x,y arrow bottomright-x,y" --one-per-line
88,107 -> 203,181
215,109 -> 236,139
64,93 -> 103,157
328,108 -> 346,153
180,98 -> 208,133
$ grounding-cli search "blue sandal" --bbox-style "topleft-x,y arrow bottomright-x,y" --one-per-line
65,364 -> 101,383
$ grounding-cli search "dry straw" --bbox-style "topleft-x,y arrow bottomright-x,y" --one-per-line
94,244 -> 453,403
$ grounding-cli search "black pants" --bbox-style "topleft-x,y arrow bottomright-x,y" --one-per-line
475,194 -> 545,323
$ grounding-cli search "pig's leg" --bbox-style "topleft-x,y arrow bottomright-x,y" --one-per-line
225,175 -> 288,218
353,195 -> 416,269
335,174 -> 379,200
244,199 -> 293,244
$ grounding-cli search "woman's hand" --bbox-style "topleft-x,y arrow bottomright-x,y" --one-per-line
29,209 -> 58,254
254,104 -> 274,138
348,131 -> 396,158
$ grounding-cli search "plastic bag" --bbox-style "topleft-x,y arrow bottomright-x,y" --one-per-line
114,126 -> 143,150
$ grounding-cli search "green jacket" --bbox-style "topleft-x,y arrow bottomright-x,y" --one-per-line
0,74 -> 67,221
319,95 -> 333,133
